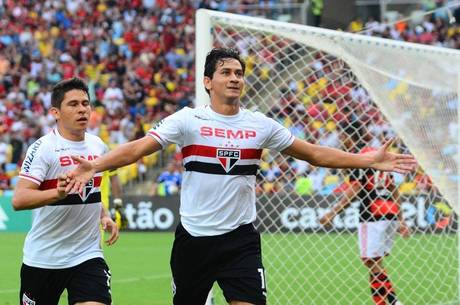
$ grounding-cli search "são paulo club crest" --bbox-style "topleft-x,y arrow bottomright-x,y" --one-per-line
217,149 -> 240,173
78,178 -> 94,202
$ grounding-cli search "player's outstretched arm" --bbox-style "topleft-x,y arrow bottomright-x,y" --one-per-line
319,182 -> 361,226
12,174 -> 70,210
67,136 -> 162,193
283,138 -> 416,174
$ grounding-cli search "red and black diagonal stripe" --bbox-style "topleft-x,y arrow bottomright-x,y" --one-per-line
39,176 -> 102,206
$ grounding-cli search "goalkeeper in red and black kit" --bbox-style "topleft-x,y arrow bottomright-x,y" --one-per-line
320,147 -> 410,305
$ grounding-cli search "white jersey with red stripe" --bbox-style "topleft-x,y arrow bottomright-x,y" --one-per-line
148,105 -> 294,236
19,129 -> 107,269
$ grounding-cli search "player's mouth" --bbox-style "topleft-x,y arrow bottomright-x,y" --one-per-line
76,117 -> 89,124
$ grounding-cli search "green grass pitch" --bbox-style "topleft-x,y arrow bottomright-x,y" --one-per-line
1,232 -> 458,305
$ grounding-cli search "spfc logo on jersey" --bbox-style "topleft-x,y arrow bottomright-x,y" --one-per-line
78,178 -> 94,202
217,149 -> 240,173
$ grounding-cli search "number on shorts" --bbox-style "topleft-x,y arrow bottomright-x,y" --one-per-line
257,268 -> 266,289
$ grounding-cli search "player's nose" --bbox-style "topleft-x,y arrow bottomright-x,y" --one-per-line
229,72 -> 240,82
77,103 -> 89,113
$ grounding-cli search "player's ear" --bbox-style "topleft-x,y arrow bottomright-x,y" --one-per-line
49,107 -> 60,121
203,76 -> 212,92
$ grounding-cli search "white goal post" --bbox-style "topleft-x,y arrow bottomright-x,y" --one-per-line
196,9 -> 460,305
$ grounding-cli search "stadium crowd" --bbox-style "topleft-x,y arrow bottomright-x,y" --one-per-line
0,0 -> 197,195
0,0 -> 455,197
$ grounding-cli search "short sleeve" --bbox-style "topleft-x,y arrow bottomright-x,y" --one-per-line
147,108 -> 188,148
262,116 -> 295,152
19,138 -> 49,185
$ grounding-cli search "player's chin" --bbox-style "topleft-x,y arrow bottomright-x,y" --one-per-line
225,92 -> 241,99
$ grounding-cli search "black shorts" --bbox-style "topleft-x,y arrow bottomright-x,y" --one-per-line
170,223 -> 267,305
20,257 -> 112,305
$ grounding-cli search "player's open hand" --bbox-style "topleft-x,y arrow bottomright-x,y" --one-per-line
398,221 -> 410,238
367,139 -> 417,174
65,156 -> 96,194
101,216 -> 119,246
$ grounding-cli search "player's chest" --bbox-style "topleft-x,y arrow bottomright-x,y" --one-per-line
50,145 -> 104,171
186,123 -> 265,148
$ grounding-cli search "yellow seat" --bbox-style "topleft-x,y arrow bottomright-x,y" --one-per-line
263,182 -> 275,193
324,174 -> 339,186
312,120 -> 322,130
325,121 -> 336,132
399,182 -> 416,194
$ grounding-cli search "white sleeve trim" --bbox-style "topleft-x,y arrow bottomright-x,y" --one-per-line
279,134 -> 296,152
147,131 -> 166,148
18,173 -> 42,186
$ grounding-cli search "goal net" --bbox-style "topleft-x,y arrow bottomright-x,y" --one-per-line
196,9 -> 460,305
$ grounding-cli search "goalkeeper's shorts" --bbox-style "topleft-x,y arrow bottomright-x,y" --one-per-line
170,222 -> 267,305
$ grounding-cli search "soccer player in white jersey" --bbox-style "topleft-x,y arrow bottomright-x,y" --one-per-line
12,77 -> 119,305
66,48 -> 416,305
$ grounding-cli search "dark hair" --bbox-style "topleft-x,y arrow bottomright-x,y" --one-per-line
51,77 -> 89,109
204,48 -> 246,95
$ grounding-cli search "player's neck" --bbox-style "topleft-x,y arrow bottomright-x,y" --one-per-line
210,100 -> 240,116
56,126 -> 85,142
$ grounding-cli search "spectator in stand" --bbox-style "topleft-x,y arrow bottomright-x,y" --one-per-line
0,0 -> 197,190
103,79 -> 124,116
9,131 -> 24,164
0,164 -> 10,191
150,161 -> 182,197
0,136 -> 10,166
